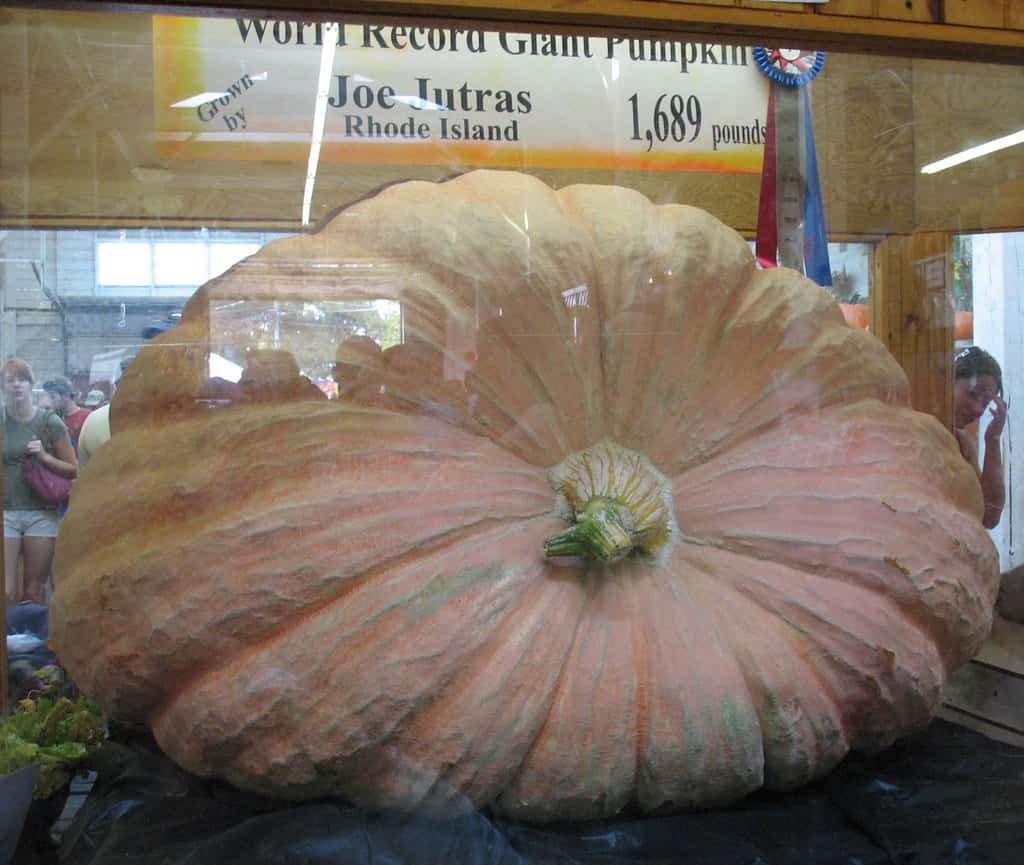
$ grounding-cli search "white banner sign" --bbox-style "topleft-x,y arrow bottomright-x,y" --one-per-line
154,18 -> 771,174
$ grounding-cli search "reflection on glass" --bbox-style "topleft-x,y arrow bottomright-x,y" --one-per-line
208,298 -> 402,398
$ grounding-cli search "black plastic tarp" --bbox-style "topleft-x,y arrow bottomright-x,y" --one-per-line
56,719 -> 1024,865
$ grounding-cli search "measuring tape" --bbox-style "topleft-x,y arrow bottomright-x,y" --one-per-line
773,85 -> 806,272
753,48 -> 830,285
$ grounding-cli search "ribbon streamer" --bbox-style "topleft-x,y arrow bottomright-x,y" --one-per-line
754,48 -> 832,288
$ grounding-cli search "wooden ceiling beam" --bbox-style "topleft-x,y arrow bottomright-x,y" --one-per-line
6,0 -> 1022,64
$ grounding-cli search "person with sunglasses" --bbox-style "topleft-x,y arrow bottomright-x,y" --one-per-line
954,346 -> 1006,530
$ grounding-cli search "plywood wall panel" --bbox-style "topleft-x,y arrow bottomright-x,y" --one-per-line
2,161 -> 762,233
1,8 -> 1021,236
912,59 -> 1024,232
813,53 -> 916,237
873,231 -> 954,426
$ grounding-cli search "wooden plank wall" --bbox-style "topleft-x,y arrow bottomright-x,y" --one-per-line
939,618 -> 1024,748
743,0 -> 1024,29
54,0 -> 1024,52
873,232 -> 954,426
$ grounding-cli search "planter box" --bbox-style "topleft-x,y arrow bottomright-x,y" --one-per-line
0,763 -> 39,865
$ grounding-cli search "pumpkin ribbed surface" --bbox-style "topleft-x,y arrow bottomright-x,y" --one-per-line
50,170 -> 998,822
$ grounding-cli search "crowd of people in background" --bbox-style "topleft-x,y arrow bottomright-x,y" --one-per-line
2,360 -> 111,605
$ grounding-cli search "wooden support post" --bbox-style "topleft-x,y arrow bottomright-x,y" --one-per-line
873,231 -> 955,430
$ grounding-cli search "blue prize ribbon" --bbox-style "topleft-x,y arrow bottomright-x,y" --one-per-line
802,87 -> 832,287
753,48 -> 825,88
754,47 -> 832,287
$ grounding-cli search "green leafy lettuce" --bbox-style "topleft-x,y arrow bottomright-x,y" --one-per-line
0,668 -> 106,798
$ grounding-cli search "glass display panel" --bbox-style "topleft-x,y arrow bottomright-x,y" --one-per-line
1,5 -> 1023,860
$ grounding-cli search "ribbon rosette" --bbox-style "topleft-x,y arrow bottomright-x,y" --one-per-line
754,47 -> 831,288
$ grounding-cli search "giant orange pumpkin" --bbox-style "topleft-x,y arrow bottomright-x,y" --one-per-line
51,171 -> 998,823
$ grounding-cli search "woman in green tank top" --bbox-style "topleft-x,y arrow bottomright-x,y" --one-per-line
3,358 -> 78,604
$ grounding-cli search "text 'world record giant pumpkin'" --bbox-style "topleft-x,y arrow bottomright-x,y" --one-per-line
50,170 -> 998,823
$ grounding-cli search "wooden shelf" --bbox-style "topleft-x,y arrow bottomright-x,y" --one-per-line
31,0 -> 1024,64
940,617 -> 1024,748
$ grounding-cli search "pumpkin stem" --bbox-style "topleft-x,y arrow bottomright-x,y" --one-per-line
544,441 -> 675,563
544,496 -> 636,562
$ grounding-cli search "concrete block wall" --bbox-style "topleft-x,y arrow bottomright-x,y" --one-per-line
1,227 -> 290,390
55,232 -> 96,297
5,309 -> 64,382
63,300 -> 181,380
0,229 -> 63,382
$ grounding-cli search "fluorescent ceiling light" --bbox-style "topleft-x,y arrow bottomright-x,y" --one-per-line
921,128 -> 1024,174
171,91 -> 231,108
302,23 -> 339,225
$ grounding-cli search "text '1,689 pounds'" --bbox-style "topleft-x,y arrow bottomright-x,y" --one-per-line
628,93 -> 702,151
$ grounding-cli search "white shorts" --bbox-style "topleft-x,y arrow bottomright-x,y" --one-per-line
4,509 -> 61,539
